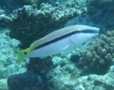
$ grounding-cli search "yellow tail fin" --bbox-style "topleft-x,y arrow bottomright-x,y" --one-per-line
13,47 -> 32,62
17,50 -> 25,62
13,48 -> 25,62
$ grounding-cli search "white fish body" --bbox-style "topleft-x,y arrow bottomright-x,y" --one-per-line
17,25 -> 100,60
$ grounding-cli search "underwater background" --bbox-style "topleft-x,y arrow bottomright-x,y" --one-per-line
0,0 -> 114,90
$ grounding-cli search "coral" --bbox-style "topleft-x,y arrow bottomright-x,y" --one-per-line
0,14 -> 12,28
8,71 -> 41,90
45,55 -> 82,90
8,71 -> 54,90
0,28 -> 26,89
27,57 -> 53,76
43,55 -> 114,90
79,30 -> 114,75
0,29 -> 25,78
0,2 -> 87,48
6,29 -> 114,90
48,56 -> 114,90
8,57 -> 54,90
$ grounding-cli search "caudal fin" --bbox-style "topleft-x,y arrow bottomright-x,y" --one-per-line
17,50 -> 25,62
13,48 -> 25,62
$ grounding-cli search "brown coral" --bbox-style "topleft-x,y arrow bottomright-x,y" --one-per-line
79,30 -> 114,75
27,56 -> 53,75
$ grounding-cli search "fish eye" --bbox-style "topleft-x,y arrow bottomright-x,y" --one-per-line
24,52 -> 27,55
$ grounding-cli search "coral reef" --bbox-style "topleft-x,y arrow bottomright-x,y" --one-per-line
39,55 -> 114,90
50,71 -> 114,90
0,2 -> 87,48
1,0 -> 114,90
6,29 -> 114,90
8,57 -> 54,90
0,28 -> 26,89
79,30 -> 114,75
8,71 -> 42,90
0,0 -> 41,13
27,57 -> 53,76
0,29 -> 25,78
8,71 -> 54,90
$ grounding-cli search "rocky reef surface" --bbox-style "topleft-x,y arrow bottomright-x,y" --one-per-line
0,0 -> 114,90
0,29 -> 26,90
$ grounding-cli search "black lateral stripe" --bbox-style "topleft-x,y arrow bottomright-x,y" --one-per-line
34,29 -> 97,50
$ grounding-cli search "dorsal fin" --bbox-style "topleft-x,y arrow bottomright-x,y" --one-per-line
30,25 -> 83,49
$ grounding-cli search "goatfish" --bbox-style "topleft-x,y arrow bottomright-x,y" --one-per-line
16,25 -> 100,61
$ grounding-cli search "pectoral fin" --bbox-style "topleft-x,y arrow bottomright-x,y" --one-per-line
61,43 -> 70,51
60,44 -> 73,57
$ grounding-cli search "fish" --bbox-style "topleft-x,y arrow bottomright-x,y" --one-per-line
16,25 -> 100,61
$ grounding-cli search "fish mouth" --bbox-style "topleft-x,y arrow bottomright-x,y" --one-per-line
82,28 -> 100,34
90,27 -> 100,34
95,28 -> 100,33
